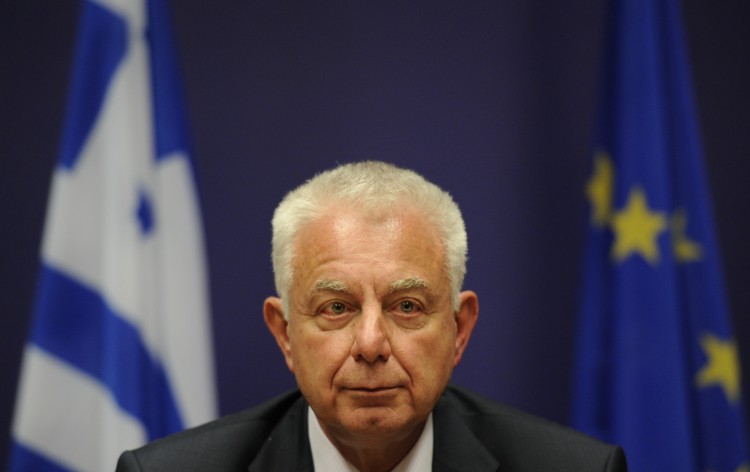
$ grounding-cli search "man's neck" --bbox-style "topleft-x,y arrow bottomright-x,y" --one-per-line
308,408 -> 432,472
332,427 -> 424,472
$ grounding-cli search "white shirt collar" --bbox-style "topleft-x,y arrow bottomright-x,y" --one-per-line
307,407 -> 434,472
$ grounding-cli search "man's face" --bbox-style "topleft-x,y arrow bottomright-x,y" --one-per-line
264,205 -> 477,448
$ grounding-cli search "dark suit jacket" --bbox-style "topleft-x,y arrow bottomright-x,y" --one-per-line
116,386 -> 626,471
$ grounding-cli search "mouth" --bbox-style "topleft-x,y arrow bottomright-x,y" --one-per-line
343,385 -> 400,393
351,386 -> 396,392
342,386 -> 401,404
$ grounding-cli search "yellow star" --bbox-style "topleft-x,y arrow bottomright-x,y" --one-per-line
695,333 -> 741,404
610,186 -> 667,264
671,208 -> 703,263
586,151 -> 614,227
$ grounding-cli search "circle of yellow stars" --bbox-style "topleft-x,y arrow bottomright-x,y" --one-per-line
585,151 -> 701,265
585,150 -> 743,409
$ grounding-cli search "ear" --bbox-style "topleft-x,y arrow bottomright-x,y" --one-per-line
453,290 -> 479,368
263,297 -> 295,372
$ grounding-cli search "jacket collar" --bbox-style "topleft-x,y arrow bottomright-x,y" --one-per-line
432,393 -> 500,472
247,395 -> 313,472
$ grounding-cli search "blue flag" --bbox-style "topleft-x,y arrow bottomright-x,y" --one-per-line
9,1 -> 217,470
572,0 -> 749,470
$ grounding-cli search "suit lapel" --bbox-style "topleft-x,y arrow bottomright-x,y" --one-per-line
247,396 -> 314,472
432,393 -> 500,472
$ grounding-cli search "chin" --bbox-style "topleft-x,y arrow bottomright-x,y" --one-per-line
339,408 -> 422,440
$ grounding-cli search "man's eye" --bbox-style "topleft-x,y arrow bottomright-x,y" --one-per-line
399,300 -> 418,314
322,301 -> 348,316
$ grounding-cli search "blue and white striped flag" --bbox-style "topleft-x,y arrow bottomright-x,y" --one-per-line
9,0 -> 217,470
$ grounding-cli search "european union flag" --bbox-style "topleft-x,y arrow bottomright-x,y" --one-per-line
572,0 -> 749,470
8,1 -> 217,470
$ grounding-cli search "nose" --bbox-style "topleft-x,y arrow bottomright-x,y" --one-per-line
350,303 -> 391,363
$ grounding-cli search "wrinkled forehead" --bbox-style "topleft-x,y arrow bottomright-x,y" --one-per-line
290,204 -> 447,278
295,202 -> 442,246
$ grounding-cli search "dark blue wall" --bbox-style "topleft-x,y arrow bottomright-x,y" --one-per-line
2,1 -> 749,466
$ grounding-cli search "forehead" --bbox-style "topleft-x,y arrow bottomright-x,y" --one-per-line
291,205 -> 446,289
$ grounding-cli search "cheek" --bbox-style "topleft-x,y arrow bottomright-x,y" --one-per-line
396,327 -> 456,381
290,328 -> 352,381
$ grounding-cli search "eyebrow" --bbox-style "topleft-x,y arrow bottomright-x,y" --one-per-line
311,277 -> 430,296
387,276 -> 429,294
312,279 -> 350,294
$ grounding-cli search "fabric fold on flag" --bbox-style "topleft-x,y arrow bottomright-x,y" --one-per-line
9,0 -> 217,471
572,0 -> 749,470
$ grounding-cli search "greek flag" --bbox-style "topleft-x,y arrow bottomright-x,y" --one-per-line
8,0 -> 217,470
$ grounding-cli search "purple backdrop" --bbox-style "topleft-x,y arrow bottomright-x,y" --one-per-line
2,0 -> 749,466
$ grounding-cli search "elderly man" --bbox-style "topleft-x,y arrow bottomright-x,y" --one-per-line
117,161 -> 626,471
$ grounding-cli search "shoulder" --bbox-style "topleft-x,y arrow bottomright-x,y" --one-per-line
436,385 -> 626,471
116,390 -> 305,472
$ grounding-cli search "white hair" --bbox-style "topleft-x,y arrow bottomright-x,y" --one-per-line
271,161 -> 468,316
